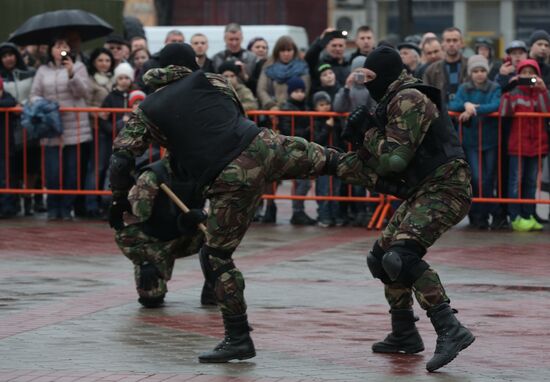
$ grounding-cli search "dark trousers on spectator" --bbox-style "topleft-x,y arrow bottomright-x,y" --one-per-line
316,175 -> 341,221
45,145 -> 79,219
508,155 -> 538,220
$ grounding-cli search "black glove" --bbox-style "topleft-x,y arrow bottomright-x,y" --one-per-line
108,197 -> 132,231
177,209 -> 207,234
342,106 -> 368,147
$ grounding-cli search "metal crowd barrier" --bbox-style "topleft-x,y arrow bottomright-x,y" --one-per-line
1,107 -> 549,229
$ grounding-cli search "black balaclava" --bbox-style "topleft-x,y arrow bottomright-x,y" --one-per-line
363,46 -> 404,102
159,43 -> 200,71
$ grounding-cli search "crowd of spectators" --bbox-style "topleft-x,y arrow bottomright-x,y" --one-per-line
0,23 -> 549,232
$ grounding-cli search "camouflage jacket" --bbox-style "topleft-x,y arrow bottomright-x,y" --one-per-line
363,71 -> 439,162
113,65 -> 245,159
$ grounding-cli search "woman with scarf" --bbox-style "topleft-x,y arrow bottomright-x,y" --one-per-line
256,36 -> 310,224
257,36 -> 310,111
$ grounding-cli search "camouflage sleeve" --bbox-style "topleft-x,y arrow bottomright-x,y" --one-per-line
128,170 -> 159,222
363,89 -> 438,159
236,85 -> 259,111
205,72 -> 246,114
112,107 -> 154,158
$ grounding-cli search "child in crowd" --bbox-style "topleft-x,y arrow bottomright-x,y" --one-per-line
499,59 -> 549,231
279,77 -> 316,225
93,63 -> 135,214
311,90 -> 345,227
313,63 -> 340,101
219,62 -> 259,112
449,55 -> 502,230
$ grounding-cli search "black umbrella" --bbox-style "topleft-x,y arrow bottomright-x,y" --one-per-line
9,9 -> 113,46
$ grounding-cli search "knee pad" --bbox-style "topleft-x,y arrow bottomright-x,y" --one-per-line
199,245 -> 236,285
382,240 -> 429,286
366,241 -> 392,284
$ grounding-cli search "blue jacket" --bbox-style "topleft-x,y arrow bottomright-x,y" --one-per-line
21,97 -> 62,140
448,80 -> 501,150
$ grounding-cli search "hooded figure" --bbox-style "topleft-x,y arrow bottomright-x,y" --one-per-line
351,45 -> 475,373
363,46 -> 403,102
159,43 -> 200,71
0,42 -> 35,103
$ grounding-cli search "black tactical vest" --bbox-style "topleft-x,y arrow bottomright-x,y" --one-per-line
375,83 -> 465,188
139,70 -> 261,189
138,160 -> 205,241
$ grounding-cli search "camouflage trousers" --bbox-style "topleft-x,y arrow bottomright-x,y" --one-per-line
115,224 -> 205,299
203,128 -> 344,316
380,160 -> 472,311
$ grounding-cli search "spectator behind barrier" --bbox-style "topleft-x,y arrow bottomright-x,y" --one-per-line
499,59 -> 549,232
312,90 -> 345,228
0,41 -> 40,216
423,27 -> 468,103
191,33 -> 214,73
29,38 -> 91,221
279,77 -> 316,226
305,28 -> 350,91
212,23 -> 257,85
257,35 -> 310,111
448,55 -> 502,230
0,77 -> 18,218
247,37 -> 269,96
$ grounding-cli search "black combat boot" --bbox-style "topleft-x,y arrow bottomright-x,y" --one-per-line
372,309 -> 425,354
137,263 -> 165,308
426,303 -> 475,372
198,314 -> 256,363
200,281 -> 217,306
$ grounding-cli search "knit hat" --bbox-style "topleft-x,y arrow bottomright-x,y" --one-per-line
105,34 -> 130,48
317,63 -> 333,75
312,90 -> 331,106
528,29 -> 550,47
505,40 -> 528,54
114,62 -> 134,82
128,90 -> 146,108
397,42 -> 421,55
218,61 -> 240,76
286,76 -> 306,95
517,59 -> 541,76
350,56 -> 366,71
363,46 -> 403,102
159,43 -> 199,70
467,54 -> 489,75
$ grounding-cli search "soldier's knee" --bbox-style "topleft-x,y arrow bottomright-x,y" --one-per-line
382,239 -> 429,287
366,241 -> 392,284
199,245 -> 236,285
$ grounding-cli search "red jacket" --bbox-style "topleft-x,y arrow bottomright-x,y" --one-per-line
499,59 -> 549,157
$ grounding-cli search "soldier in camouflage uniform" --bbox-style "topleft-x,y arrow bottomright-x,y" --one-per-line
344,46 -> 475,372
108,43 -> 406,364
115,155 -> 215,308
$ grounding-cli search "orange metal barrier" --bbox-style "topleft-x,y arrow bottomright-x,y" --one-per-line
1,107 -> 549,229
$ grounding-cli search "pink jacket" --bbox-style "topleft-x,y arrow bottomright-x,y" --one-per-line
30,61 -> 91,146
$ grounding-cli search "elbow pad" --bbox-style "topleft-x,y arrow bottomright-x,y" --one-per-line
378,146 -> 414,174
